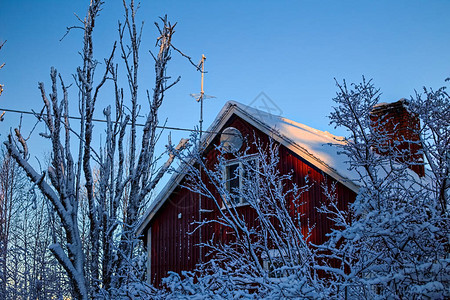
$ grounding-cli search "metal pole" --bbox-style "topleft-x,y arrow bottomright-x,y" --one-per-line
199,54 -> 205,137
198,54 -> 205,263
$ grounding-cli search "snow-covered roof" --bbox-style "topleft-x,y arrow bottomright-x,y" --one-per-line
136,100 -> 359,236
225,101 -> 359,184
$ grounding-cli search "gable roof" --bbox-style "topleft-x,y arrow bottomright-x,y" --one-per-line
136,101 -> 359,236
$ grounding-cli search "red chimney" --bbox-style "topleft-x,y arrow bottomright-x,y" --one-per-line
370,99 -> 425,177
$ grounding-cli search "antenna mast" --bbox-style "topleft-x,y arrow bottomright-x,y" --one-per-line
190,54 -> 215,138
190,54 -> 214,264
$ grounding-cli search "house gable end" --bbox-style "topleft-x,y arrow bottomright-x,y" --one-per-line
137,101 -> 358,237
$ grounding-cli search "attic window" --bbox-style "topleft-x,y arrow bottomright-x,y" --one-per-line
220,127 -> 243,152
223,155 -> 258,206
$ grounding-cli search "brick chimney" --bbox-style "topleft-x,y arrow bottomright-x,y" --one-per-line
370,99 -> 425,177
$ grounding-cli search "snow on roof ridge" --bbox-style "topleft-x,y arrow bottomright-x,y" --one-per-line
372,98 -> 408,110
372,102 -> 390,108
226,100 -> 345,144
279,116 -> 345,143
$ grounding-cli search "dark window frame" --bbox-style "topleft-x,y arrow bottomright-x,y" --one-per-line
222,155 -> 258,207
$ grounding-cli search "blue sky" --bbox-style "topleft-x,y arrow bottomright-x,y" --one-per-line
0,0 -> 449,182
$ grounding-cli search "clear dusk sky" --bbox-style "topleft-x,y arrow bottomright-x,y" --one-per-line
0,1 -> 449,184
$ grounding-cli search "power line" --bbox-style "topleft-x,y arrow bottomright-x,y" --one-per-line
0,107 -> 245,138
0,107 -> 212,134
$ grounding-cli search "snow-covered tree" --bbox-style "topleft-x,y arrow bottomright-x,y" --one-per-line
0,145 -> 69,299
411,82 -> 450,213
4,1 -> 190,298
4,169 -> 69,299
0,149 -> 23,297
318,77 -> 450,299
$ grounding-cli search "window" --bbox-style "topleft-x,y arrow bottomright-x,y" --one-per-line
261,249 -> 290,278
223,156 -> 258,206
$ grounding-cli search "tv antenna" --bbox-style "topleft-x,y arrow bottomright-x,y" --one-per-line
190,54 -> 215,264
190,54 -> 215,139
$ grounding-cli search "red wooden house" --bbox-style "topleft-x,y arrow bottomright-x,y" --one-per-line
136,100 -> 422,285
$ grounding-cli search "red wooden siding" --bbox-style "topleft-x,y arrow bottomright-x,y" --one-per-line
145,114 -> 356,286
149,188 -> 199,285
